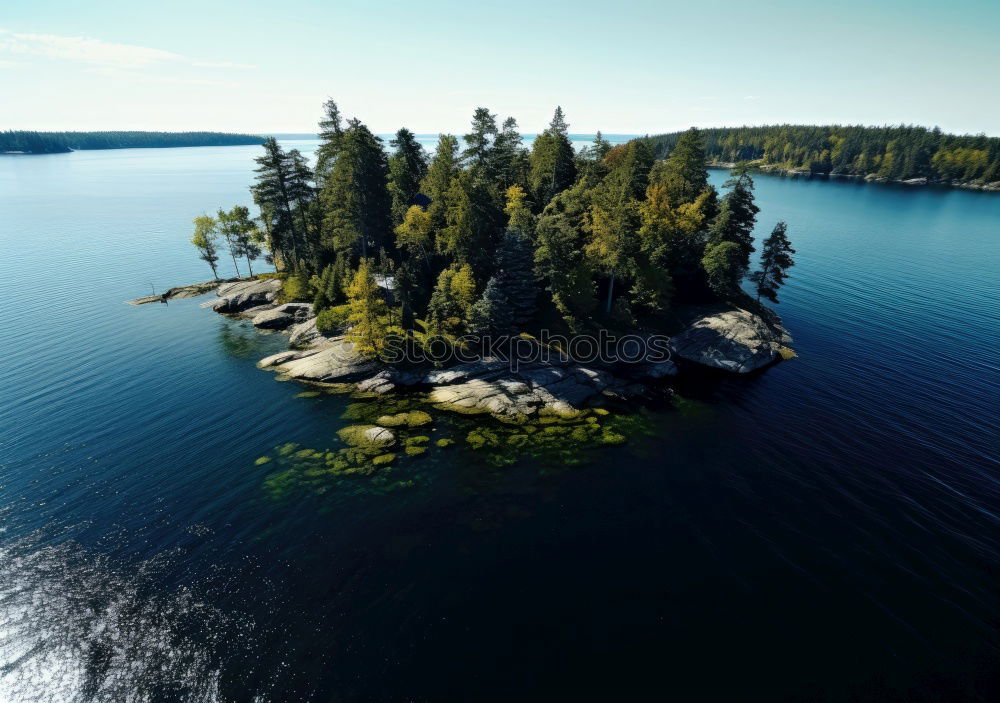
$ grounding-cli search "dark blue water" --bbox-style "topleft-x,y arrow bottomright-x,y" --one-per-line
1,144 -> 997,701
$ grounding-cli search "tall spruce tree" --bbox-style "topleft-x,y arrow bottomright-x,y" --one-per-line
529,107 -> 577,208
419,134 -> 460,235
388,128 -> 428,227
320,119 -> 391,261
315,98 -> 344,187
344,259 -> 390,359
469,276 -> 513,336
750,221 -> 796,303
462,107 -> 498,173
492,116 -> 529,192
704,167 -> 759,294
253,137 -> 311,271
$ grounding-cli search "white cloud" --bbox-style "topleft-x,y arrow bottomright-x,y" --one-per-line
0,30 -> 255,69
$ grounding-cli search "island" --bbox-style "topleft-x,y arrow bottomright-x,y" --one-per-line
1,130 -> 265,154
132,101 -> 797,473
644,125 -> 1000,190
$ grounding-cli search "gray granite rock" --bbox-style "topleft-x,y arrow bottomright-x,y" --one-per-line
252,302 -> 314,330
671,307 -> 788,373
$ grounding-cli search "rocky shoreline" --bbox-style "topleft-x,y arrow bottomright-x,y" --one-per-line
130,277 -> 793,423
707,161 -> 1000,191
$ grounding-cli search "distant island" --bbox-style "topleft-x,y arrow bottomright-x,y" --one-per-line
643,125 -> 1000,190
1,130 -> 265,154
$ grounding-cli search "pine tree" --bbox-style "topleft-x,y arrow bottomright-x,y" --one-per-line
253,137 -> 312,271
462,107 -> 498,173
315,98 -> 344,186
394,205 -> 433,265
191,215 -> 220,279
495,228 -> 537,326
529,107 -> 577,207
469,276 -> 513,336
388,128 -> 428,227
492,116 -> 529,192
750,221 -> 796,303
705,166 -> 759,294
345,259 -> 389,358
438,173 -> 498,270
701,241 -> 743,299
649,127 -> 712,206
535,211 -> 596,331
320,119 -> 391,261
592,131 -> 612,160
419,135 -> 460,234
312,253 -> 350,311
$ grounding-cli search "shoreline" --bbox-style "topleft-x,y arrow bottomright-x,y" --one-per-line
707,161 -> 1000,191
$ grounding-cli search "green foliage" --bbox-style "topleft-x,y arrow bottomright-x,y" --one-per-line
320,119 -> 391,260
420,134 -> 461,234
427,263 -> 477,335
281,272 -> 313,302
344,259 -> 390,358
0,130 -> 263,154
642,124 -> 1000,184
312,254 -> 351,311
529,107 -> 577,207
315,304 -> 352,335
388,128 -> 428,226
190,215 -> 220,279
750,221 -> 796,303
705,167 -> 759,288
252,137 -> 317,273
469,276 -> 513,336
701,241 -> 743,297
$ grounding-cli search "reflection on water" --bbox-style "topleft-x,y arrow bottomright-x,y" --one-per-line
217,320 -> 267,358
0,531 -> 226,702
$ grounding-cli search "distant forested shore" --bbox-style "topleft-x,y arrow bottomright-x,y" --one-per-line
0,130 -> 265,154
642,125 -> 1000,189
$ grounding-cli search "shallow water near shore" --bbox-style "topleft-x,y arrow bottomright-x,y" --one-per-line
1,142 -> 998,700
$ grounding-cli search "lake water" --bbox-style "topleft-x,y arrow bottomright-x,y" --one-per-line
0,141 -> 998,701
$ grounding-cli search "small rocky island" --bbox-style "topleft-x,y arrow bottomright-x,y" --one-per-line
132,102 -> 798,476
131,276 -> 792,423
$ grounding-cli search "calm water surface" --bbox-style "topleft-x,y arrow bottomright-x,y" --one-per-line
0,142 -> 998,701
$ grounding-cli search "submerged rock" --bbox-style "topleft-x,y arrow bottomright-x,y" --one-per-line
671,306 -> 790,373
252,302 -> 314,330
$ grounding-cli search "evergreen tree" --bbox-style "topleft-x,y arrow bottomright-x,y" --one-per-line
701,241 -> 743,298
345,259 -> 389,358
535,210 -> 596,331
495,228 -> 537,326
394,205 -> 434,266
750,221 -> 796,303
388,128 -> 428,227
591,131 -> 612,160
529,107 -> 577,207
315,98 -> 344,186
419,135 -> 461,234
469,276 -> 513,336
492,116 -> 529,192
427,263 -> 477,335
462,107 -> 498,173
191,215 -> 220,279
312,253 -> 350,311
320,119 -> 391,261
253,137 -> 314,272
438,173 -> 498,271
705,166 -> 759,290
649,127 -> 712,206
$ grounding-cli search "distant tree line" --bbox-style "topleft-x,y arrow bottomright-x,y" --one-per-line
195,104 -> 794,360
642,125 -> 1000,185
1,131 -> 264,154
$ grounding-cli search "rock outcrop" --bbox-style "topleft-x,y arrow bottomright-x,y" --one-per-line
257,336 -> 378,383
252,302 -> 314,330
206,279 -> 283,313
671,306 -> 790,373
127,278 -> 238,305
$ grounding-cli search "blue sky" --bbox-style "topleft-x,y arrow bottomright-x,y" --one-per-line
1,0 -> 997,135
